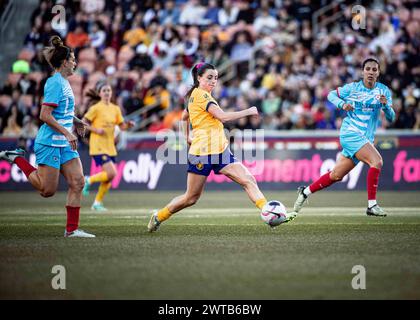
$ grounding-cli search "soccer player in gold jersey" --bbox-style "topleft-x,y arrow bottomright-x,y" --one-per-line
148,63 -> 292,232
82,82 -> 134,211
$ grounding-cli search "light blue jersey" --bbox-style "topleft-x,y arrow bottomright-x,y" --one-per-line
328,80 -> 395,163
35,72 -> 74,147
328,80 -> 395,142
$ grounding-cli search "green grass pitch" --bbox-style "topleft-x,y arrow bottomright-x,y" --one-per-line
1,191 -> 419,299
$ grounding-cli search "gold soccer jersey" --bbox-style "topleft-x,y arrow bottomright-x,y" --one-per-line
187,88 -> 228,155
84,101 -> 124,156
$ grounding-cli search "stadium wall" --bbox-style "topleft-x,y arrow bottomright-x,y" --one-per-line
0,147 -> 419,191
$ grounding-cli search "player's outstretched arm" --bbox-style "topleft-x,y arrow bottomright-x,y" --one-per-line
208,104 -> 258,123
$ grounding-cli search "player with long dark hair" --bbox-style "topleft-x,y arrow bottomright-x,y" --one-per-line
293,58 -> 395,217
148,62 -> 294,232
0,36 -> 95,237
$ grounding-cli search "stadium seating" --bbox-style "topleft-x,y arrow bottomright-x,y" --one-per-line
0,0 -> 418,136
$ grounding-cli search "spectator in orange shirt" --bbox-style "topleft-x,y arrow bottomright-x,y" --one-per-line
163,104 -> 183,130
66,25 -> 90,49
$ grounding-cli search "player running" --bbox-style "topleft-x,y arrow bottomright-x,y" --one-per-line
293,58 -> 395,217
148,62 -> 295,232
0,36 -> 95,237
81,82 -> 134,211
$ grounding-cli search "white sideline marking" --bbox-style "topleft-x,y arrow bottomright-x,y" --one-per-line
105,207 -> 420,215
2,207 -> 419,217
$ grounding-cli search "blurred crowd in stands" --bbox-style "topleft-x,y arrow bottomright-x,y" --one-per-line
0,0 -> 419,143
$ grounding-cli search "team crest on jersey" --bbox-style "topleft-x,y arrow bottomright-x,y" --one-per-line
102,155 -> 107,161
196,162 -> 204,170
203,93 -> 211,101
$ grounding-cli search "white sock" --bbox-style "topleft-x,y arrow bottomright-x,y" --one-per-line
93,201 -> 102,206
303,187 -> 312,196
368,200 -> 377,208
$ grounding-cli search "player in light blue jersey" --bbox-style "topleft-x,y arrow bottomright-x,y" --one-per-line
293,58 -> 395,217
0,36 -> 95,238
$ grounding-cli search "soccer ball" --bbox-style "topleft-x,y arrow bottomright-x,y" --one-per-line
261,200 -> 288,227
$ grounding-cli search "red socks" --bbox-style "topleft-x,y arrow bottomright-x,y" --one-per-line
13,157 -> 82,233
309,172 -> 335,193
308,168 -> 381,200
367,167 -> 381,200
66,206 -> 80,232
14,157 -> 36,178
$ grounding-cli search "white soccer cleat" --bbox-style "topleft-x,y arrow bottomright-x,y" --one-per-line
147,210 -> 161,232
64,229 -> 96,238
366,204 -> 387,217
0,148 -> 25,164
293,186 -> 308,213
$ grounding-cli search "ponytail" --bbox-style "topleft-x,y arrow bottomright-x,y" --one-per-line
185,66 -> 200,101
43,35 -> 72,69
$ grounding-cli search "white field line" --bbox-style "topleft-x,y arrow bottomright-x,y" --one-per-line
1,207 -> 419,218
3,222 -> 420,227
107,207 -> 420,216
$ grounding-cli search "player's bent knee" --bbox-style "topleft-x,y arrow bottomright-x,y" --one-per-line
107,170 -> 116,181
69,176 -> 85,191
186,198 -> 198,206
40,190 -> 56,198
